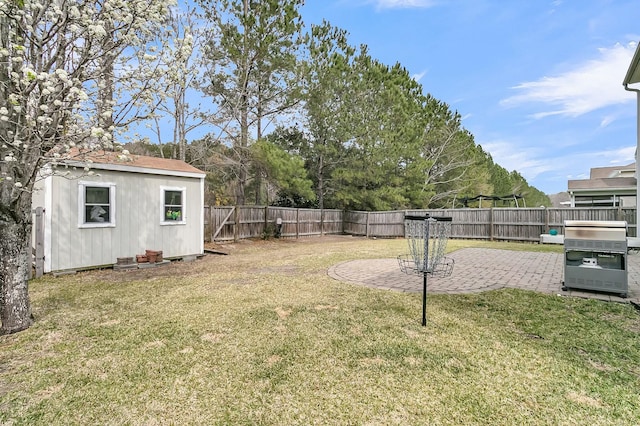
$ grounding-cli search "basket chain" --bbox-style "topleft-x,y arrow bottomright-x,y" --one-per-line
398,218 -> 453,277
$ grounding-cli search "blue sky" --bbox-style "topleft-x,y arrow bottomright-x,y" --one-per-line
299,0 -> 640,195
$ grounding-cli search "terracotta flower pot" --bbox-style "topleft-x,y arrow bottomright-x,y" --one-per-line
136,254 -> 148,263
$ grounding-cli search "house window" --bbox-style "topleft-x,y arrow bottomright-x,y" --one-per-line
161,187 -> 186,224
78,182 -> 116,228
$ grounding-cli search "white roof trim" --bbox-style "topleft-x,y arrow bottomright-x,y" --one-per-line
60,160 -> 206,179
571,188 -> 636,195
623,42 -> 640,86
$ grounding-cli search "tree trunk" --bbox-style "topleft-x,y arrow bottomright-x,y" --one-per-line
234,0 -> 251,207
317,153 -> 324,210
0,16 -> 33,335
254,174 -> 262,205
0,206 -> 34,335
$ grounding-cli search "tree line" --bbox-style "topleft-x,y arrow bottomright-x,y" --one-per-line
122,0 -> 551,210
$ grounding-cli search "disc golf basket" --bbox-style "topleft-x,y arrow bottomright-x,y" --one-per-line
398,215 -> 454,326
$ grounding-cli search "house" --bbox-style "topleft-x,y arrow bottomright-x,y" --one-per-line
623,41 -> 640,227
32,149 -> 206,273
567,163 -> 636,207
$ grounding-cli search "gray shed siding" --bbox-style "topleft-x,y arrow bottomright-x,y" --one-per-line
37,167 -> 204,272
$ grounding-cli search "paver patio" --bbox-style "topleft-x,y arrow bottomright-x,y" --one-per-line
328,248 -> 640,305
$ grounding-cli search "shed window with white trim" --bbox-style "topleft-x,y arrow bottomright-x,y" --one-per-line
78,182 -> 116,228
161,187 -> 186,224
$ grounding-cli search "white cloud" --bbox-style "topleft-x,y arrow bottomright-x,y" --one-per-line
548,0 -> 563,15
599,114 -> 616,128
604,146 -> 637,164
411,70 -> 427,81
500,42 -> 638,118
480,138 -> 635,189
561,146 -> 636,180
481,139 -> 553,179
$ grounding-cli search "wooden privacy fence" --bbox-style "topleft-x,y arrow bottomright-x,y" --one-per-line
204,206 -> 344,242
408,207 -> 636,240
204,206 -> 638,242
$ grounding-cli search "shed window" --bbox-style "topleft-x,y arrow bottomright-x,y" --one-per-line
78,182 -> 116,228
161,187 -> 186,224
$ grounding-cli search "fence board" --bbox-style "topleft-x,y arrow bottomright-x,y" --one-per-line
206,206 -> 345,241
204,206 -> 236,242
343,211 -> 368,236
323,210 -> 344,235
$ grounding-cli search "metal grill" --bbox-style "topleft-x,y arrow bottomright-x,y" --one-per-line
562,220 -> 628,298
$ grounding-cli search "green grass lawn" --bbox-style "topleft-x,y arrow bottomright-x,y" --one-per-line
1,237 -> 638,425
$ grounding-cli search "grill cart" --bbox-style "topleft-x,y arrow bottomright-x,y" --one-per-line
562,220 -> 628,298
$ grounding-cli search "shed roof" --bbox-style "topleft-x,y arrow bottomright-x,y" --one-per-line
53,148 -> 206,178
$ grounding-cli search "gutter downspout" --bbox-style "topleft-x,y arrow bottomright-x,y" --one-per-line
623,83 -> 640,236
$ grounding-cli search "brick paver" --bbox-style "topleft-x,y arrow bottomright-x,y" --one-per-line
328,248 -> 640,304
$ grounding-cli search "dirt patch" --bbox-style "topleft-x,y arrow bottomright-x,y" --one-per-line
256,265 -> 300,275
68,235 -> 359,284
275,307 -> 292,320
360,356 -> 386,367
201,333 -> 225,343
73,251 -> 228,283
266,355 -> 282,366
314,305 -> 339,311
566,391 -> 604,408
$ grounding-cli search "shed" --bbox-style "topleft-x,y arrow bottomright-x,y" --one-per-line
32,150 -> 206,273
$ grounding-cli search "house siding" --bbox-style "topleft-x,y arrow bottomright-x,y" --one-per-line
38,167 -> 203,272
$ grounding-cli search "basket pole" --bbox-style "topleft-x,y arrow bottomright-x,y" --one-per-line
401,215 -> 453,326
422,218 -> 430,326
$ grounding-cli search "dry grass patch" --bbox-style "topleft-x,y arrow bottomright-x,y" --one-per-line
0,237 -> 637,425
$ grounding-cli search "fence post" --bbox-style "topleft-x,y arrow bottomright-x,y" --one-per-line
233,206 -> 239,242
214,207 -> 219,241
544,207 -> 550,233
366,211 -> 370,238
205,206 -> 210,242
203,206 -> 209,242
489,207 -> 494,241
320,209 -> 324,236
402,210 -> 407,238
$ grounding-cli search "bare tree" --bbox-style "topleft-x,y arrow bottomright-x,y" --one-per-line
145,6 -> 210,161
